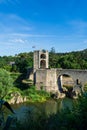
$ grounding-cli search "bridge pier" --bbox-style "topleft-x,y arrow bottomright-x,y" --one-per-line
72,79 -> 85,98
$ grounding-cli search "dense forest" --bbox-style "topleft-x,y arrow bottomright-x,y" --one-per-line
0,48 -> 87,73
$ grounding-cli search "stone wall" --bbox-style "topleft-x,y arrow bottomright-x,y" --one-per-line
57,69 -> 87,86
46,69 -> 58,92
36,68 -> 58,92
35,68 -> 87,94
28,50 -> 87,96
36,69 -> 47,91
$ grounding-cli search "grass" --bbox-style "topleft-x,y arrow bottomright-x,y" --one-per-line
23,86 -> 50,102
4,84 -> 50,103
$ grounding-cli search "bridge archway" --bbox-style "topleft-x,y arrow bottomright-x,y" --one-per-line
57,74 -> 74,93
57,69 -> 86,98
56,69 -> 86,92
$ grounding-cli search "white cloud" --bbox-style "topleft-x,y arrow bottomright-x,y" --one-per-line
11,33 -> 56,38
9,38 -> 27,43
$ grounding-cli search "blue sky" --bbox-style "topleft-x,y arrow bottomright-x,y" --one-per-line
0,0 -> 87,56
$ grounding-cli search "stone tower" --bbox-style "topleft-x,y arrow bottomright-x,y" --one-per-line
33,50 -> 58,93
33,50 -> 49,72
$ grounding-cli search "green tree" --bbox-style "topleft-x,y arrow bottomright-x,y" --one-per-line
14,52 -> 33,73
0,69 -> 13,98
50,47 -> 55,54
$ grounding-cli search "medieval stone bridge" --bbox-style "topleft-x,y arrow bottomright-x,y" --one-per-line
57,69 -> 87,91
33,50 -> 87,96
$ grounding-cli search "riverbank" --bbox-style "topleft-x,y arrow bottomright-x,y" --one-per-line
6,85 -> 87,104
5,86 -> 50,104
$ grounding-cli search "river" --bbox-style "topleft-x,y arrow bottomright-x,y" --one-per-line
10,98 -> 75,118
3,98 -> 76,129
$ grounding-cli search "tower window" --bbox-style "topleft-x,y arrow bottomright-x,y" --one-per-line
40,54 -> 46,59
40,60 -> 46,68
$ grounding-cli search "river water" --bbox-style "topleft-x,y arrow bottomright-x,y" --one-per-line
10,98 -> 74,119
3,98 -> 76,129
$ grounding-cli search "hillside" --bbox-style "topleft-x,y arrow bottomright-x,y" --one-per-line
0,49 -> 87,73
49,48 -> 87,69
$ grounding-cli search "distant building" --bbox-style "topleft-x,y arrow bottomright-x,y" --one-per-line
9,62 -> 15,66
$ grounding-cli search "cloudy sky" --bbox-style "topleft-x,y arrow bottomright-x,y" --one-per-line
0,0 -> 87,56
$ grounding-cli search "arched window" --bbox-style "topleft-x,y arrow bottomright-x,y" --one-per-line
40,54 -> 46,59
40,60 -> 46,68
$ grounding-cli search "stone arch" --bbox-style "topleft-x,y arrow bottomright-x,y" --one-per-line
40,54 -> 46,59
57,73 -> 74,93
56,69 -> 87,95
40,60 -> 46,68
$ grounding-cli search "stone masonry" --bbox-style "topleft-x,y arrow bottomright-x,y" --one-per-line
28,50 -> 87,96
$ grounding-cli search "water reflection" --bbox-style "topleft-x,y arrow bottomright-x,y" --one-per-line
11,98 -> 73,119
44,98 -> 73,116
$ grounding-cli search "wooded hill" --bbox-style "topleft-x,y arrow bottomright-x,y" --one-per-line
0,48 -> 87,73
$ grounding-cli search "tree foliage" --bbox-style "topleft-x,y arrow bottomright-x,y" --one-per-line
49,49 -> 87,69
0,69 -> 13,98
0,49 -> 87,73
